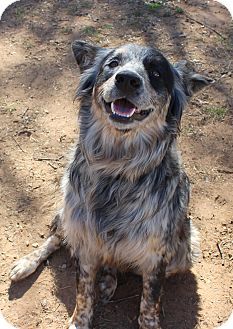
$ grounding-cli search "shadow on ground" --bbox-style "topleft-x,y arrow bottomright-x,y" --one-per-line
8,246 -> 199,329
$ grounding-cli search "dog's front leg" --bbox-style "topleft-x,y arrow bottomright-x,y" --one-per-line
69,261 -> 97,329
139,260 -> 166,329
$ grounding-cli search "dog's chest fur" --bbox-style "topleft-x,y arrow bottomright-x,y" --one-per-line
62,140 -> 190,271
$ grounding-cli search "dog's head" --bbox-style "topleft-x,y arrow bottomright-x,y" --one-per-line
72,40 -> 213,134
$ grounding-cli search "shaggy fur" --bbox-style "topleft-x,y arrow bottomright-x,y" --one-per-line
10,41 -> 213,329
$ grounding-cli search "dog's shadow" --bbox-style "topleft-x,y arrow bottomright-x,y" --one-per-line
51,248 -> 200,329
8,247 -> 199,329
92,272 -> 199,329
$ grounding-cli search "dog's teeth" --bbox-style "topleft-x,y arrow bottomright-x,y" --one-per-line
111,102 -> 116,114
110,102 -> 136,117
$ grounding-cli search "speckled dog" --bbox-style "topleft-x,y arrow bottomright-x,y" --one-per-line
10,41 -> 213,329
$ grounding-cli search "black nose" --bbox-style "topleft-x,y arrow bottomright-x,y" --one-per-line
115,71 -> 142,93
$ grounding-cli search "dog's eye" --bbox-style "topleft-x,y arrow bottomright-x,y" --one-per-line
108,60 -> 119,68
152,71 -> 160,77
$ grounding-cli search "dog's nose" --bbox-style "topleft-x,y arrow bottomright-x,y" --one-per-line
115,72 -> 142,92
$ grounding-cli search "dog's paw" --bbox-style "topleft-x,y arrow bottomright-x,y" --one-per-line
99,267 -> 117,303
138,315 -> 161,329
9,257 -> 39,282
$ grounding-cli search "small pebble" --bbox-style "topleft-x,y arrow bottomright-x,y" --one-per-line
41,299 -> 48,309
32,243 -> 39,248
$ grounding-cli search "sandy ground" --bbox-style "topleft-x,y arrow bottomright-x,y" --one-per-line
0,1 -> 232,328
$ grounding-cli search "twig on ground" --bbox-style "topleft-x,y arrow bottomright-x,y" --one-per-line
217,242 -> 223,259
183,13 -> 226,40
21,108 -> 29,117
12,136 -> 26,153
53,304 -> 60,312
217,169 -> 233,174
48,162 -> 58,170
59,286 -> 73,290
108,294 -> 139,303
169,3 -> 226,40
33,155 -> 64,162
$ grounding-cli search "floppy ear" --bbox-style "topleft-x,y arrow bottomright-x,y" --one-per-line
174,60 -> 214,96
72,40 -> 102,73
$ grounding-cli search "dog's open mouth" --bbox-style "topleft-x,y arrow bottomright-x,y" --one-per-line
111,99 -> 136,118
104,99 -> 153,124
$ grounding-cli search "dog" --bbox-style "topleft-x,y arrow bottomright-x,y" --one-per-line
9,41 -> 213,329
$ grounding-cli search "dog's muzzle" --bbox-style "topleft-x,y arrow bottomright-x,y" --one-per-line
102,71 -> 154,125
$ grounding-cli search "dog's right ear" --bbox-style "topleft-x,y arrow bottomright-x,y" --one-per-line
72,40 -> 103,73
72,41 -> 113,98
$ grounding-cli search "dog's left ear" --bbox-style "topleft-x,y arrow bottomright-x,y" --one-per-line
174,60 -> 214,97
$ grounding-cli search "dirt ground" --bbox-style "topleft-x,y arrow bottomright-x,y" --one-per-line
0,0 -> 232,328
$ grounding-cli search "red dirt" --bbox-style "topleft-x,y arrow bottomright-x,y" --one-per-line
0,1 -> 232,329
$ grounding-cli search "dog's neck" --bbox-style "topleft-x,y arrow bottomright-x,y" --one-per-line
79,103 -> 178,181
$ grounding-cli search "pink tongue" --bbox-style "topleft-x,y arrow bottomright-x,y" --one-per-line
112,99 -> 136,117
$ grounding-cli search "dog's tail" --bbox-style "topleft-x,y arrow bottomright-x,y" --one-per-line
165,218 -> 200,277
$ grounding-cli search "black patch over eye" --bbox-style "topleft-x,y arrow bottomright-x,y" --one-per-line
108,60 -> 119,68
146,64 -> 164,93
143,52 -> 174,94
151,71 -> 160,78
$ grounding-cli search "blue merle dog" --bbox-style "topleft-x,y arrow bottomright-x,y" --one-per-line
10,41 -> 213,329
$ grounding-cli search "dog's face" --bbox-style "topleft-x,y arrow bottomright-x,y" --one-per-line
94,44 -> 174,130
73,41 -> 213,132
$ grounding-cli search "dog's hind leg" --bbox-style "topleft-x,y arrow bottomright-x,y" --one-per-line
9,214 -> 63,282
99,266 -> 117,303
